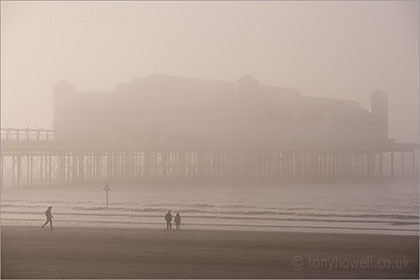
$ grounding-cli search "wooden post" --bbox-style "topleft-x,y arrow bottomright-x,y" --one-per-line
162,152 -> 167,178
213,152 -> 219,178
1,155 -> 4,188
197,151 -> 204,178
17,155 -> 21,187
390,151 -> 394,178
144,151 -> 150,179
296,151 -> 301,178
48,155 -> 52,184
412,150 -> 415,177
379,152 -> 383,178
367,152 -> 371,178
96,154 -> 100,181
112,152 -> 117,180
12,155 -> 15,186
106,152 -> 111,181
103,183 -> 110,208
401,151 -> 404,177
30,155 -> 33,185
80,154 -> 85,182
64,154 -> 68,183
312,152 -> 318,178
73,154 -> 77,183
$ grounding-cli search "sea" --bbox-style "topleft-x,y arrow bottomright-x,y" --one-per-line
1,179 -> 418,235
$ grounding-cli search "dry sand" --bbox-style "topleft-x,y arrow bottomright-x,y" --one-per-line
1,226 -> 418,279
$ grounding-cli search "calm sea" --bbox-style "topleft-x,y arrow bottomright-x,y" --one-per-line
1,179 -> 418,235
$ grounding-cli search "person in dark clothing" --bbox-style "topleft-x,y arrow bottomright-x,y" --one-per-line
42,206 -> 54,230
175,212 -> 181,230
165,210 -> 172,229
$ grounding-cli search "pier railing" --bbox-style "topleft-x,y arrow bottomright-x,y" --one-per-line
1,128 -> 417,149
1,128 -> 55,142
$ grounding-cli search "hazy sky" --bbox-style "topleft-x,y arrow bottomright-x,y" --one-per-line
1,1 -> 418,142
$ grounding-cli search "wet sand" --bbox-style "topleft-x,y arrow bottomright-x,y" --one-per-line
1,226 -> 418,279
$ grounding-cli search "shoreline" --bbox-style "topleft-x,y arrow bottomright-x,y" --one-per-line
1,218 -> 419,236
2,225 -> 418,278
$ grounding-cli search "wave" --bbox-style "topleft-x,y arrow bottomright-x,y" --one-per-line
2,204 -> 418,221
69,206 -> 418,220
145,203 -> 257,209
2,210 -> 418,226
2,201 -> 418,221
1,200 -> 419,219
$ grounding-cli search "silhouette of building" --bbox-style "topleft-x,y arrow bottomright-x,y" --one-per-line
53,74 -> 391,147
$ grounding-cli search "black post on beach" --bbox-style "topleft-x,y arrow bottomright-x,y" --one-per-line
103,183 -> 110,208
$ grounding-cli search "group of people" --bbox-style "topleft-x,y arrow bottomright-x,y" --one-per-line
165,210 -> 181,230
41,206 -> 182,231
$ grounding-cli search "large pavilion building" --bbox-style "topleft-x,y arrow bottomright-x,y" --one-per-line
53,74 -> 390,147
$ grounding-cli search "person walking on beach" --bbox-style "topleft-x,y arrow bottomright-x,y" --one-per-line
165,210 -> 172,230
42,206 -> 54,230
175,212 -> 181,230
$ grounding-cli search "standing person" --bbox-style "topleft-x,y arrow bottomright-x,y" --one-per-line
42,206 -> 54,230
165,210 -> 172,230
175,212 -> 181,230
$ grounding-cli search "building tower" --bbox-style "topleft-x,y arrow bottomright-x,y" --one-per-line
370,89 -> 388,141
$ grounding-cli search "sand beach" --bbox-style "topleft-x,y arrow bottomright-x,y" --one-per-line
1,225 -> 418,279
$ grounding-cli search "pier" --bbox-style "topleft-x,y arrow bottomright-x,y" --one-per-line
1,128 -> 418,187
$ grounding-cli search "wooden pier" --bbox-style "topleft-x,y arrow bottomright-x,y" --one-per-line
1,128 -> 418,187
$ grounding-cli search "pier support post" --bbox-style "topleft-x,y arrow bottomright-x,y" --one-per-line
197,151 -> 204,178
17,155 -> 21,187
391,152 -> 394,178
162,152 -> 167,178
144,151 -> 150,179
1,155 -> 4,188
402,151 -> 405,177
412,150 -> 415,177
379,152 -> 383,178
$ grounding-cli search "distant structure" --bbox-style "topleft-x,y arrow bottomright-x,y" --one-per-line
53,74 -> 392,147
2,74 -> 416,187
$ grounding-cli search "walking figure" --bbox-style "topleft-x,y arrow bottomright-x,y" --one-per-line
165,210 -> 172,230
42,206 -> 54,230
175,212 -> 181,230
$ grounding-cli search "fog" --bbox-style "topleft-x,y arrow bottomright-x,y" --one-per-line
1,1 -> 419,142
1,3 -> 420,278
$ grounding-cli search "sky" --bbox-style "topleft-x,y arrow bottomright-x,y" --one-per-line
1,1 -> 419,142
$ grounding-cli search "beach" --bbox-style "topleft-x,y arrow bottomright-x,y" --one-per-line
1,225 -> 418,279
